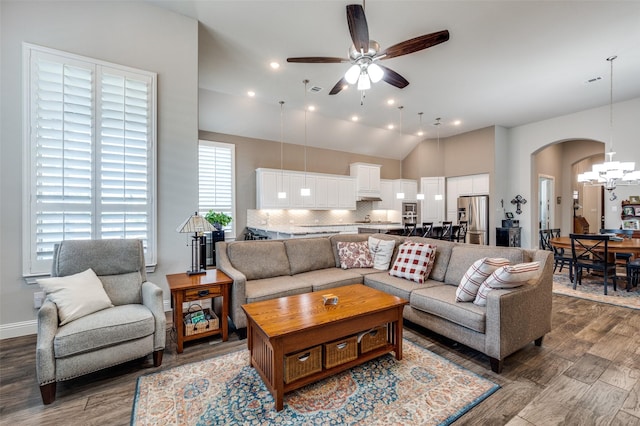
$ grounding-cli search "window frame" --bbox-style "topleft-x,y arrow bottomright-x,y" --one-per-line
198,140 -> 236,239
22,43 -> 157,279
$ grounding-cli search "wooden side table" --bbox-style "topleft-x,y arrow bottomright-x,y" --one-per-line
167,269 -> 232,353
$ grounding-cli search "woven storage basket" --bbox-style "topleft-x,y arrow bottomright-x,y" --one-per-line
284,346 -> 322,383
323,336 -> 358,369
359,326 -> 387,354
183,306 -> 219,336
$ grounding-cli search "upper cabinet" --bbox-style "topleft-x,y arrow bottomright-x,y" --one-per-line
420,177 -> 445,223
446,174 -> 490,222
256,168 -> 356,210
350,163 -> 381,198
373,179 -> 394,210
393,179 -> 418,201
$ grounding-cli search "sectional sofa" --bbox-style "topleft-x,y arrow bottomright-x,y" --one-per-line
216,233 -> 553,373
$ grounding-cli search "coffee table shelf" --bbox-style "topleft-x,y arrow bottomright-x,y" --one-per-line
242,284 -> 408,411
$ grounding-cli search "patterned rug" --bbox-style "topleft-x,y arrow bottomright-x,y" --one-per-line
552,270 -> 639,310
131,340 -> 499,425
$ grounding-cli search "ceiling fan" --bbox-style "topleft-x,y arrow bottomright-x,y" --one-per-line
287,3 -> 449,95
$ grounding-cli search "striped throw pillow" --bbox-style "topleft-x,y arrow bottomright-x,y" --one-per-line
455,257 -> 510,302
473,262 -> 541,306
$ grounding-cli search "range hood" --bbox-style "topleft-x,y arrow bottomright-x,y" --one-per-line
356,196 -> 383,202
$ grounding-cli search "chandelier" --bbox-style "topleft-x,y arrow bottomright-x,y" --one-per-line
577,55 -> 640,196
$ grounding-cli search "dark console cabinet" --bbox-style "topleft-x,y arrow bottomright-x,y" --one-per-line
205,230 -> 225,266
496,227 -> 521,247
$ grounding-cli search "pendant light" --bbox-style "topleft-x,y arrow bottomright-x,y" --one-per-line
277,101 -> 287,199
416,112 -> 425,200
434,118 -> 443,201
396,106 -> 405,199
577,55 -> 639,199
300,79 -> 311,197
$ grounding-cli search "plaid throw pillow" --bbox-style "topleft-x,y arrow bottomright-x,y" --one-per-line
389,242 -> 437,284
473,261 -> 541,306
455,257 -> 510,302
337,241 -> 373,269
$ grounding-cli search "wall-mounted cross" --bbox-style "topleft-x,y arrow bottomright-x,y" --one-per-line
511,195 -> 527,215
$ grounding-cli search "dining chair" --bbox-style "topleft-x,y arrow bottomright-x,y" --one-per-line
440,221 -> 453,241
570,233 -> 618,295
601,229 -> 635,290
456,221 -> 468,242
628,259 -> 640,291
421,222 -> 434,238
539,229 -> 574,282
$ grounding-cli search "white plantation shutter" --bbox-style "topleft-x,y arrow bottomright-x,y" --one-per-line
24,44 -> 156,276
199,141 -> 235,235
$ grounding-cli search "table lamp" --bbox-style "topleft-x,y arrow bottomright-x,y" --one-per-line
176,212 -> 215,275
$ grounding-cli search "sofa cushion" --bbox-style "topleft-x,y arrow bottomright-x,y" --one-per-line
389,242 -> 436,284
54,304 -> 154,358
228,241 -> 290,280
474,262 -> 541,306
330,234 -> 401,268
38,268 -> 114,326
407,237 -> 455,282
455,257 -> 510,302
245,276 -> 312,303
444,245 -> 525,286
368,236 -> 396,270
337,241 -> 373,269
284,238 -> 336,275
365,272 -> 439,301
99,271 -> 143,305
411,285 -> 487,333
297,268 -> 364,292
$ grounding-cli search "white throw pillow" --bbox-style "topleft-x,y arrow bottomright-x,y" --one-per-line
38,268 -> 114,325
473,262 -> 541,306
389,242 -> 437,284
456,257 -> 510,302
368,236 -> 396,270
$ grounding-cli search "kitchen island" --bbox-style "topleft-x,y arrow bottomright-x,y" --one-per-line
247,222 -> 402,239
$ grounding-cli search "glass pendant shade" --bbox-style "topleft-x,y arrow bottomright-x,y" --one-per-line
357,72 -> 371,90
416,193 -> 424,200
345,64 -> 360,84
300,187 -> 311,197
368,63 -> 384,83
396,192 -> 405,199
277,191 -> 287,199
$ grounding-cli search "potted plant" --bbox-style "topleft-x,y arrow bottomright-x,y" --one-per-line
205,210 -> 232,231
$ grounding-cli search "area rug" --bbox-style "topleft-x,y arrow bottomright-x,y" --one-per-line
552,271 -> 639,310
131,340 -> 499,425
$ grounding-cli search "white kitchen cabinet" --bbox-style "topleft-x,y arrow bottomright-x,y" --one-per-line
420,177 -> 445,223
472,174 -> 490,194
256,168 -> 355,210
373,179 -> 394,210
446,174 -> 490,222
350,163 -> 381,197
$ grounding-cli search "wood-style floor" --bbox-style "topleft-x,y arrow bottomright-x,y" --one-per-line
1,293 -> 639,425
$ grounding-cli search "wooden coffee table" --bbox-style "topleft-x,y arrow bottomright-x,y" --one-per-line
241,284 -> 408,411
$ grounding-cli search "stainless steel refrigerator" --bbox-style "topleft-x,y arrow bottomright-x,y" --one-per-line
457,195 -> 489,245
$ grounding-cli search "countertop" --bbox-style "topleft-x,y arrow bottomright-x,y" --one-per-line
247,222 -> 402,236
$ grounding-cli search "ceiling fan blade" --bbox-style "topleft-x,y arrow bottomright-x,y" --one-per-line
380,30 -> 449,60
346,4 -> 369,52
287,57 -> 348,63
329,77 -> 348,95
378,64 -> 409,89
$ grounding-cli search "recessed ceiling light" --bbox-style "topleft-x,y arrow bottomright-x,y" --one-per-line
247,90 -> 256,97
453,120 -> 461,126
387,124 -> 394,130
270,61 -> 280,69
417,130 -> 424,136
307,105 -> 316,112
387,99 -> 395,105
351,115 -> 358,121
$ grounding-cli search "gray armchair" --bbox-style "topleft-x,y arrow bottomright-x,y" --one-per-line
36,239 -> 165,404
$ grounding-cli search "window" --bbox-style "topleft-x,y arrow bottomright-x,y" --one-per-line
23,44 -> 157,277
198,141 -> 235,237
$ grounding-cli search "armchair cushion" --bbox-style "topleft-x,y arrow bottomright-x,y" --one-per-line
38,268 -> 113,325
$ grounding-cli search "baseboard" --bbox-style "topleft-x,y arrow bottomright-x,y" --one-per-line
1,300 -> 174,340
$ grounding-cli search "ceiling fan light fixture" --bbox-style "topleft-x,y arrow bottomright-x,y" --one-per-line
345,64 -> 360,84
357,72 -> 371,90
368,63 -> 384,83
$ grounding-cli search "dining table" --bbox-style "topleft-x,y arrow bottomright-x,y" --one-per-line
550,236 -> 640,258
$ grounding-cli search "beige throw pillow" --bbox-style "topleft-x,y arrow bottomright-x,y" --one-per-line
38,268 -> 114,325
473,262 -> 541,306
456,257 -> 510,302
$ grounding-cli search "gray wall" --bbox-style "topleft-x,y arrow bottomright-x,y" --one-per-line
0,1 -> 199,336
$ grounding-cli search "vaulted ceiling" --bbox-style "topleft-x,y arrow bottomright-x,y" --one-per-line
148,1 -> 640,159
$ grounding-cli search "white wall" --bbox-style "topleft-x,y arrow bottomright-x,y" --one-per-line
508,98 -> 640,248
0,1 -> 199,338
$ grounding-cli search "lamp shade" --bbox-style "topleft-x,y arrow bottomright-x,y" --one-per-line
176,212 -> 215,234
345,64 -> 360,84
368,63 -> 384,83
